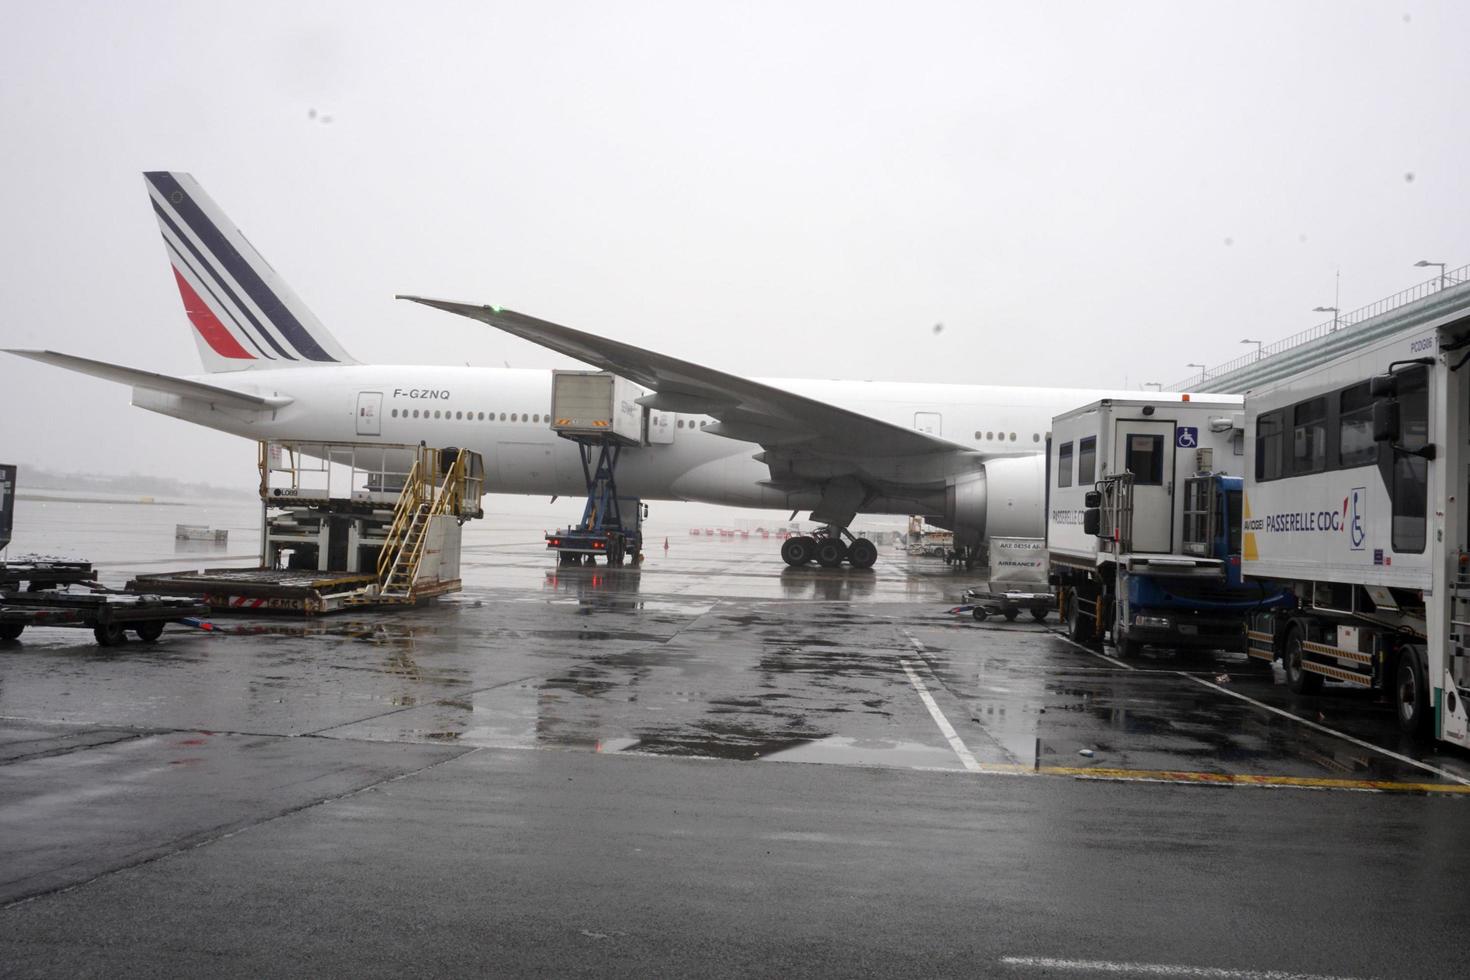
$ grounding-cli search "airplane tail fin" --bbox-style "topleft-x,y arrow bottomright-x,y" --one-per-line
143,171 -> 357,372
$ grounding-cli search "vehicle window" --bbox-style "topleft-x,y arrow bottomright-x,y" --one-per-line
1058,441 -> 1074,488
1255,410 -> 1284,481
1125,433 -> 1164,485
1078,436 -> 1097,484
1338,383 -> 1376,468
1392,367 -> 1429,553
1292,397 -> 1327,474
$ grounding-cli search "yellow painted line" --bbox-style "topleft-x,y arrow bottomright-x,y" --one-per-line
1036,765 -> 1470,794
931,760 -> 1470,794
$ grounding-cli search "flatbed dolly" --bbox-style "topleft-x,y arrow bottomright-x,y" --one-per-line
1,587 -> 210,646
0,560 -> 210,646
951,586 -> 1055,623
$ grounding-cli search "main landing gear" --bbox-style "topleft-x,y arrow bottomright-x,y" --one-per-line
780,527 -> 878,570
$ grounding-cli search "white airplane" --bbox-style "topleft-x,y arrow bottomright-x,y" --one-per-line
8,172 -> 1195,569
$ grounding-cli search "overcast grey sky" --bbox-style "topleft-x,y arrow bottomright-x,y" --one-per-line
3,1 -> 1468,514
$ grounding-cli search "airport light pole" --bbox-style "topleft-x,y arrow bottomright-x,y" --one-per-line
1313,305 -> 1340,332
1187,363 -> 1206,386
1415,259 -> 1447,291
1241,339 -> 1264,361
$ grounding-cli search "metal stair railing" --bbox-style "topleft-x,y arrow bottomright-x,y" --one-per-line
377,448 -> 472,599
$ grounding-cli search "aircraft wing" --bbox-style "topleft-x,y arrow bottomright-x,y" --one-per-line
397,297 -> 965,459
5,350 -> 293,411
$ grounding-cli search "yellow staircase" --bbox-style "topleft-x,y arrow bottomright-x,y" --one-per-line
374,446 -> 482,603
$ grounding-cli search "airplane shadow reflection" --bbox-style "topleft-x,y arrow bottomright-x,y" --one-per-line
543,566 -> 644,611
779,567 -> 877,601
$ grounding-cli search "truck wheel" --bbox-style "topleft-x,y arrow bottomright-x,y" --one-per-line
1115,633 -> 1139,659
1003,609 -> 1018,622
1030,608 -> 1049,623
93,623 -> 128,647
1283,628 -> 1323,695
1395,646 -> 1431,738
972,607 -> 988,622
1064,589 -> 1094,644
134,622 -> 165,642
0,623 -> 23,641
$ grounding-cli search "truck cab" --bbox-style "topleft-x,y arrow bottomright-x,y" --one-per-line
1048,397 -> 1289,657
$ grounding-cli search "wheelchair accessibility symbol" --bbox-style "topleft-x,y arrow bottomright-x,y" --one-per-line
1176,426 -> 1198,449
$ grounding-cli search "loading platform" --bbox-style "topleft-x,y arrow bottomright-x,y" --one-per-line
126,441 -> 484,615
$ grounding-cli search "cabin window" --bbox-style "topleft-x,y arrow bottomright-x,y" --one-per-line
455,411 -> 462,420
1032,433 -> 1040,443
974,430 -> 981,440
499,413 -> 507,421
1009,432 -> 1016,441
1077,436 -> 1097,484
391,409 -> 398,418
1338,383 -> 1376,468
1292,397 -> 1327,474
1391,367 -> 1430,554
1125,433 -> 1164,485
986,431 -> 994,441
412,409 -> 420,418
533,414 -> 540,423
1255,410 -> 1285,481
1057,442 -> 1074,488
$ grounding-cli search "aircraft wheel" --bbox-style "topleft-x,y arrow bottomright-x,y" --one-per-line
1395,646 -> 1431,737
815,539 -> 848,568
781,536 -> 814,567
133,622 -> 165,643
971,607 -> 988,622
93,622 -> 128,647
847,539 -> 878,569
0,623 -> 23,641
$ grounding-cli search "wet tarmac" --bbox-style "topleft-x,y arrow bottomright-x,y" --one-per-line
3,533 -> 1467,978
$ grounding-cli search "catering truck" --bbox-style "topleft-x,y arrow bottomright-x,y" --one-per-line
1047,397 -> 1289,657
1239,309 -> 1470,746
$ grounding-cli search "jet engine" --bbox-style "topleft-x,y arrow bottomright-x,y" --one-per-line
941,454 -> 1047,545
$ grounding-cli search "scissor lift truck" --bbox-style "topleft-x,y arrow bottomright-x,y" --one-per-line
1047,397 -> 1288,657
546,371 -> 648,567
1238,294 -> 1470,746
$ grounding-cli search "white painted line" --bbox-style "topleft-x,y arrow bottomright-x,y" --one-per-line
1056,633 -> 1136,670
1000,955 -> 1366,980
1180,673 -> 1470,787
899,658 -> 982,773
